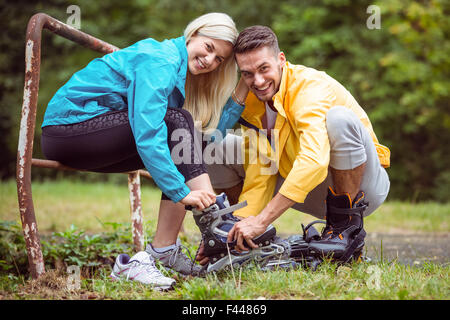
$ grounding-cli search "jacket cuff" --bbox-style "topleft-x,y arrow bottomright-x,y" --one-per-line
169,185 -> 191,203
278,180 -> 308,204
234,206 -> 256,218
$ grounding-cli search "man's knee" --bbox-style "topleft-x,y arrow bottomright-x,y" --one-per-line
205,134 -> 244,190
212,134 -> 243,165
326,106 -> 367,170
325,106 -> 358,138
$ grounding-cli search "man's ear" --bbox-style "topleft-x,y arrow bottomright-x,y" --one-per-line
278,51 -> 286,68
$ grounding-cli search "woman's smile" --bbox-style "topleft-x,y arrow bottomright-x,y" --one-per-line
187,35 -> 233,75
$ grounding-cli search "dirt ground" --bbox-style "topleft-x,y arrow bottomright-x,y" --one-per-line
364,232 -> 449,266
277,231 -> 449,266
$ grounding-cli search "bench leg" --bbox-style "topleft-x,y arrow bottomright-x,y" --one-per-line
128,171 -> 144,252
17,34 -> 46,278
16,171 -> 145,278
17,164 -> 46,279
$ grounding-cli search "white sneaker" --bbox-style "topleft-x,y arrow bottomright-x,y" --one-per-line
110,251 -> 176,290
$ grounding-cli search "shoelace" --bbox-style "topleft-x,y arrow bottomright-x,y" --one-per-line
167,243 -> 197,269
190,200 -> 248,275
126,259 -> 165,281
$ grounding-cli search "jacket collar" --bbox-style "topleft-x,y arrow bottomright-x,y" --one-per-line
272,61 -> 290,118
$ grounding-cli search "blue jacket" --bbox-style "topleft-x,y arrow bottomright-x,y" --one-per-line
43,36 -> 244,202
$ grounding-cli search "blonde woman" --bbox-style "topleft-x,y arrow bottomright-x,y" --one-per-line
41,13 -> 248,288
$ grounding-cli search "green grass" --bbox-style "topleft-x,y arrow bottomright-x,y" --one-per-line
0,178 -> 162,233
2,179 -> 449,234
1,260 -> 447,300
0,179 -> 449,300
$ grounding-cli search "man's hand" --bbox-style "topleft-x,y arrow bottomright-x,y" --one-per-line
227,216 -> 267,252
226,193 -> 295,252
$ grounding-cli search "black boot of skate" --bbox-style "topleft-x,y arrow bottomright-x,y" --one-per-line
192,193 -> 276,258
308,187 -> 368,263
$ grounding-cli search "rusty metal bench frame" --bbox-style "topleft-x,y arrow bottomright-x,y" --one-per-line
17,13 -> 151,279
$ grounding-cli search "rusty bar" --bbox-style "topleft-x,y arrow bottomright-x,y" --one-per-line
17,13 -> 119,279
17,14 -> 48,279
39,13 -> 118,54
136,170 -> 152,180
32,158 -> 78,171
31,158 -> 153,180
128,172 -> 144,252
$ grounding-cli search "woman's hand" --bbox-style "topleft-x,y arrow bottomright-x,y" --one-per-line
180,190 -> 216,210
195,240 -> 210,265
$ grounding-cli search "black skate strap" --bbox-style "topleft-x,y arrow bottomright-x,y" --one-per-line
340,228 -> 367,263
302,220 -> 325,242
328,204 -> 367,216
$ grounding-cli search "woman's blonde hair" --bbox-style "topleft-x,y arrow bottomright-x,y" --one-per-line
183,13 -> 238,133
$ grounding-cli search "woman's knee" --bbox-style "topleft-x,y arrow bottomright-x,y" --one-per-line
165,108 -> 195,131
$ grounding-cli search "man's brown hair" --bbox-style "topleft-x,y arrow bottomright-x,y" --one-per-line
234,25 -> 280,55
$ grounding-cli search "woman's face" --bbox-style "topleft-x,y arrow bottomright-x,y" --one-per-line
186,35 -> 233,75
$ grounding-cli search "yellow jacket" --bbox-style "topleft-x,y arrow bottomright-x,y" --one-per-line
235,62 -> 390,218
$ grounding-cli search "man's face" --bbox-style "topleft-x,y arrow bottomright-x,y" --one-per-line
236,46 -> 286,102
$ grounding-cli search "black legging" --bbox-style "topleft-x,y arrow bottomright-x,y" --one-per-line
41,108 -> 207,200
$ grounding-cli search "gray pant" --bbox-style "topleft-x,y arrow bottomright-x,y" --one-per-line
206,106 -> 390,219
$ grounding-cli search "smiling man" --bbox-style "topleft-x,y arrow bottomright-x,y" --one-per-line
204,25 -> 391,263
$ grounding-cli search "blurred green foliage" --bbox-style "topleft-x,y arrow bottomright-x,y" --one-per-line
0,220 -> 136,276
0,0 -> 448,201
